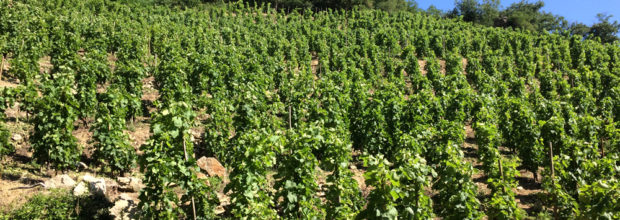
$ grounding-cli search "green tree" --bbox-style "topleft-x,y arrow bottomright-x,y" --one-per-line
495,0 -> 565,33
588,13 -> 620,44
449,0 -> 499,26
426,5 -> 445,17
569,22 -> 591,37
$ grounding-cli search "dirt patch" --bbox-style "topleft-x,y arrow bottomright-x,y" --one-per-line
311,58 -> 319,75
462,58 -> 468,74
515,169 -> 543,213
439,60 -> 446,74
108,53 -> 117,71
4,102 -> 27,120
0,174 -> 46,213
351,166 -> 369,198
0,80 -> 18,88
39,56 -> 52,74
141,78 -> 159,103
96,83 -> 109,94
73,124 -> 94,158
126,118 -> 151,153
418,60 -> 427,75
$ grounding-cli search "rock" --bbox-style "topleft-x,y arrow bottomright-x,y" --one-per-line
73,182 -> 89,196
117,177 -> 131,185
11,134 -> 22,141
196,172 -> 211,186
45,174 -> 77,189
196,172 -> 207,179
105,179 -> 120,203
82,174 -> 106,197
109,193 -> 138,220
117,177 -> 143,192
82,174 -> 98,183
217,192 -> 229,206
196,157 -> 226,178
214,206 -> 225,215
352,171 -> 366,192
77,162 -> 88,170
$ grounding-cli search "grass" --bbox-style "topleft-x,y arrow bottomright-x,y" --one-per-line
1,189 -> 112,220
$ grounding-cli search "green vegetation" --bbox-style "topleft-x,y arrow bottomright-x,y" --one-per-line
91,88 -> 137,174
0,0 -> 618,218
2,189 -> 111,219
445,0 -> 620,44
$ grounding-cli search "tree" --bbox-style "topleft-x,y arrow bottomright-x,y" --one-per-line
588,13 -> 620,44
495,0 -> 565,33
373,0 -> 409,12
569,22 -> 591,38
426,5 -> 445,17
449,0 -> 499,26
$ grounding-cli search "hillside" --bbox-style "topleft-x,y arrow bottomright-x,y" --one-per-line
0,0 -> 619,219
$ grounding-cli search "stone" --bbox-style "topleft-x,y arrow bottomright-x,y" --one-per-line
77,162 -> 88,169
109,193 -> 138,220
82,174 -> 98,183
196,157 -> 226,178
105,179 -> 120,203
45,174 -> 77,189
117,177 -> 131,185
11,134 -> 22,141
82,174 -> 106,197
73,182 -> 89,196
196,172 -> 207,179
214,206 -> 225,215
117,177 -> 143,192
196,172 -> 211,186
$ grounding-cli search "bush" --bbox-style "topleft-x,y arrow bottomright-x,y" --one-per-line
7,189 -> 112,219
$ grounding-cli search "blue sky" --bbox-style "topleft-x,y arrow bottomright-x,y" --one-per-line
415,0 -> 620,25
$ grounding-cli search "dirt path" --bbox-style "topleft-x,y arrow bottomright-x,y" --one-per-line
461,124 -> 544,216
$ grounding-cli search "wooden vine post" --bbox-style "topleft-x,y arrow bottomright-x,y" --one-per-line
498,157 -> 506,193
0,53 -> 5,81
549,142 -> 558,220
600,137 -> 605,158
288,105 -> 292,130
183,138 -> 197,220
498,157 -> 504,180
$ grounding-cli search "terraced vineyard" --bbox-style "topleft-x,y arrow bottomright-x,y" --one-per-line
0,0 -> 618,219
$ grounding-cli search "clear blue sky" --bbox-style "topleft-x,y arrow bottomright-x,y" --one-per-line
415,0 -> 620,25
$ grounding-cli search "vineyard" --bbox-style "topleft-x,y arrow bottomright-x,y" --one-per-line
0,0 -> 619,219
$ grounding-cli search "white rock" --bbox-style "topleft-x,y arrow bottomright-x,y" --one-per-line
11,134 -> 23,141
117,177 -> 131,185
82,174 -> 106,196
117,177 -> 143,192
73,182 -> 89,196
104,179 -> 120,203
82,174 -> 98,183
119,193 -> 134,201
61,175 -> 77,186
45,174 -> 77,189
109,194 -> 138,220
91,180 -> 106,196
